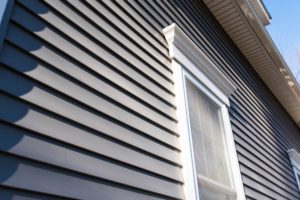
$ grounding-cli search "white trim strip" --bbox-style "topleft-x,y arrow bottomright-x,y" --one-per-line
221,105 -> 246,200
172,60 -> 199,200
162,23 -> 236,98
174,46 -> 230,106
293,167 -> 300,191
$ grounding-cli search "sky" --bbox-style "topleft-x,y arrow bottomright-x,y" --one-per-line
0,0 -> 8,23
264,0 -> 300,80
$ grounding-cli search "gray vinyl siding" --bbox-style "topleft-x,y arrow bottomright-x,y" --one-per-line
0,0 -> 182,199
0,0 -> 300,200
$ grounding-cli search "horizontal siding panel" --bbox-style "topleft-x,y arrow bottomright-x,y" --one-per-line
230,100 -> 292,158
230,98 -> 293,157
244,186 -> 276,200
124,0 -> 166,35
83,0 -> 170,67
232,119 -> 292,173
135,1 -> 170,28
1,0 -> 300,199
0,123 -> 183,198
0,94 -> 182,182
0,94 -> 182,172
0,63 -> 180,149
242,175 -> 289,200
237,153 -> 299,195
232,92 -> 298,150
235,136 -> 295,184
146,1 -> 173,26
0,186 -> 64,200
3,24 -> 177,122
0,153 -> 175,200
1,91 -> 180,179
11,1 -> 176,106
0,42 -> 179,138
240,164 -> 298,200
49,0 -> 172,78
39,0 -> 174,89
106,0 -> 169,53
232,115 -> 293,177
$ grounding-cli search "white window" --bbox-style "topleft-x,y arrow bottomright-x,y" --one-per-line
163,24 -> 245,200
288,149 -> 300,191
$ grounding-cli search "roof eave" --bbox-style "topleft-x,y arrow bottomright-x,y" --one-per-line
203,0 -> 300,127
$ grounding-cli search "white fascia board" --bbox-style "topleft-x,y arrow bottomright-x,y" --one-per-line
162,24 -> 236,100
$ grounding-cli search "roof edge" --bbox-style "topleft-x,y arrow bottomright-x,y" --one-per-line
236,0 -> 300,101
203,0 -> 300,127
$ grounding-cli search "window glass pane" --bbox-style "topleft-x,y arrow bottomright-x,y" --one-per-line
186,80 -> 232,188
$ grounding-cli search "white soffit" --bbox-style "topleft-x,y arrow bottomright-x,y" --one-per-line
203,0 -> 300,127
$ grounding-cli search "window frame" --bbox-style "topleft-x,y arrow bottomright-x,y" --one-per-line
288,149 -> 300,191
184,72 -> 237,198
294,167 -> 300,191
163,23 -> 246,200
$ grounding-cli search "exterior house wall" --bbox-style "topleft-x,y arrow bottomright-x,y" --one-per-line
0,0 -> 300,199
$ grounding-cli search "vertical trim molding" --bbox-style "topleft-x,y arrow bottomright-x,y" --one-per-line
288,149 -> 300,170
0,0 -> 14,52
172,59 -> 199,200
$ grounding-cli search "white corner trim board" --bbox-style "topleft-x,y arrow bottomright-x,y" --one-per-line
162,23 -> 236,101
162,24 -> 245,200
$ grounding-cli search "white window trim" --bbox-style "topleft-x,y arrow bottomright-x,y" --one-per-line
287,149 -> 300,191
163,23 -> 246,200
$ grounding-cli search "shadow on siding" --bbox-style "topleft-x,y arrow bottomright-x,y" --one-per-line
0,0 -> 48,196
